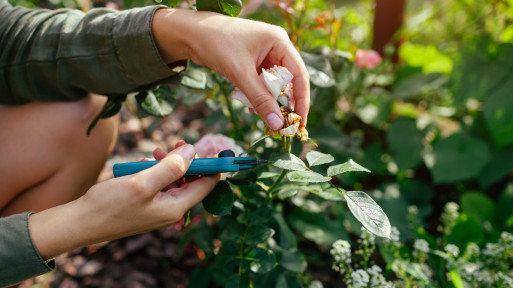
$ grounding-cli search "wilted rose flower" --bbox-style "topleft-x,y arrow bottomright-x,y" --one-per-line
194,134 -> 243,158
232,65 -> 308,142
354,49 -> 382,69
232,65 -> 293,109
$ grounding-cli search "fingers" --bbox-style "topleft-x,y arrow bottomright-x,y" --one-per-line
135,144 -> 196,193
152,147 -> 167,160
281,45 -> 310,127
240,69 -> 284,130
164,174 -> 220,213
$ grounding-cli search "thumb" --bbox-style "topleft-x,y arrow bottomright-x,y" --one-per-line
239,70 -> 284,130
134,144 -> 196,192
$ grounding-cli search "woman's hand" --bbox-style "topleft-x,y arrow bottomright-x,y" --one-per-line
152,9 -> 310,130
29,144 -> 219,260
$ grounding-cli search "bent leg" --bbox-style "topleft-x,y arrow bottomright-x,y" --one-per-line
0,94 -> 118,216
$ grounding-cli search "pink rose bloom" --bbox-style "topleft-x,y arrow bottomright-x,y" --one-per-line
194,134 -> 244,158
354,49 -> 382,69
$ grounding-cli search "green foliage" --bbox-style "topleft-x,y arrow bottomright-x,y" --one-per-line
195,0 -> 242,17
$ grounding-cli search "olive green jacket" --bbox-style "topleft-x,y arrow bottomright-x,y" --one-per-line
0,0 -> 186,286
0,0 -> 186,105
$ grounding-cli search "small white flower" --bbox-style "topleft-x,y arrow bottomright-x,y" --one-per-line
308,280 -> 324,288
389,226 -> 400,242
360,227 -> 376,243
331,240 -> 352,265
465,243 -> 480,259
414,239 -> 430,253
445,244 -> 460,257
350,269 -> 370,288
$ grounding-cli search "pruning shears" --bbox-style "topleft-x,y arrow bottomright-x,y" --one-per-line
113,150 -> 267,177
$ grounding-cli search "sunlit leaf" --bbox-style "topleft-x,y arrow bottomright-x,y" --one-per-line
300,52 -> 335,87
327,159 -> 370,177
180,67 -> 207,89
344,191 -> 391,238
306,151 -> 334,167
245,225 -> 275,245
270,153 -> 307,171
196,0 -> 242,17
135,90 -> 173,117
202,181 -> 233,216
244,247 -> 275,273
287,170 -> 331,183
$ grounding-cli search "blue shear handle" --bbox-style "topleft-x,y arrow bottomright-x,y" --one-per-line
113,157 -> 257,177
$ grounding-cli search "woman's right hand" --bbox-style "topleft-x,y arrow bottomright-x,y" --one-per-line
29,144 -> 220,260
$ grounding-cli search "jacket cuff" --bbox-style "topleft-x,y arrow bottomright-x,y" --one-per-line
0,212 -> 55,287
112,5 -> 187,88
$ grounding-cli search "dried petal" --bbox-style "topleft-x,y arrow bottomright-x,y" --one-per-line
287,112 -> 302,125
297,127 -> 309,142
265,126 -> 280,136
280,122 -> 299,136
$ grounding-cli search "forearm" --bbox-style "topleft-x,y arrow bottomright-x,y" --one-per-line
28,200 -> 96,260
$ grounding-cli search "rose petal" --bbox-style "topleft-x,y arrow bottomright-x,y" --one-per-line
194,134 -> 244,158
232,89 -> 253,108
272,65 -> 294,87
261,68 -> 282,99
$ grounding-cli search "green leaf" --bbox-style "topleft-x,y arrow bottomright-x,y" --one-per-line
391,259 -> 432,284
478,144 -> 513,188
460,191 -> 495,223
327,159 -> 370,177
226,170 -> 257,185
386,117 -> 425,170
245,225 -> 275,245
306,151 -> 334,167
277,250 -> 307,273
181,67 -> 207,89
202,181 -> 233,216
244,247 -> 276,274
224,274 -> 250,288
273,207 -> 298,249
344,191 -> 391,238
496,183 -> 513,229
300,52 -> 335,87
444,214 -> 484,250
428,133 -> 492,184
392,73 -> 448,99
316,188 -> 345,201
196,0 -> 242,17
136,90 -> 173,117
288,208 -> 348,246
270,153 -> 307,171
275,274 -> 302,288
483,80 -> 513,148
287,170 -> 331,183
250,207 -> 274,225
276,186 -> 299,199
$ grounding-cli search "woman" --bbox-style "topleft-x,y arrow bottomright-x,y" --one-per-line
0,1 -> 310,285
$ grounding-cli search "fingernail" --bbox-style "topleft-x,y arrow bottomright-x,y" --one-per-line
266,113 -> 283,130
181,144 -> 196,160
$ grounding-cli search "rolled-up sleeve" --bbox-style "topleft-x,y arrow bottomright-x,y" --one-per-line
0,0 -> 187,105
0,212 -> 55,287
